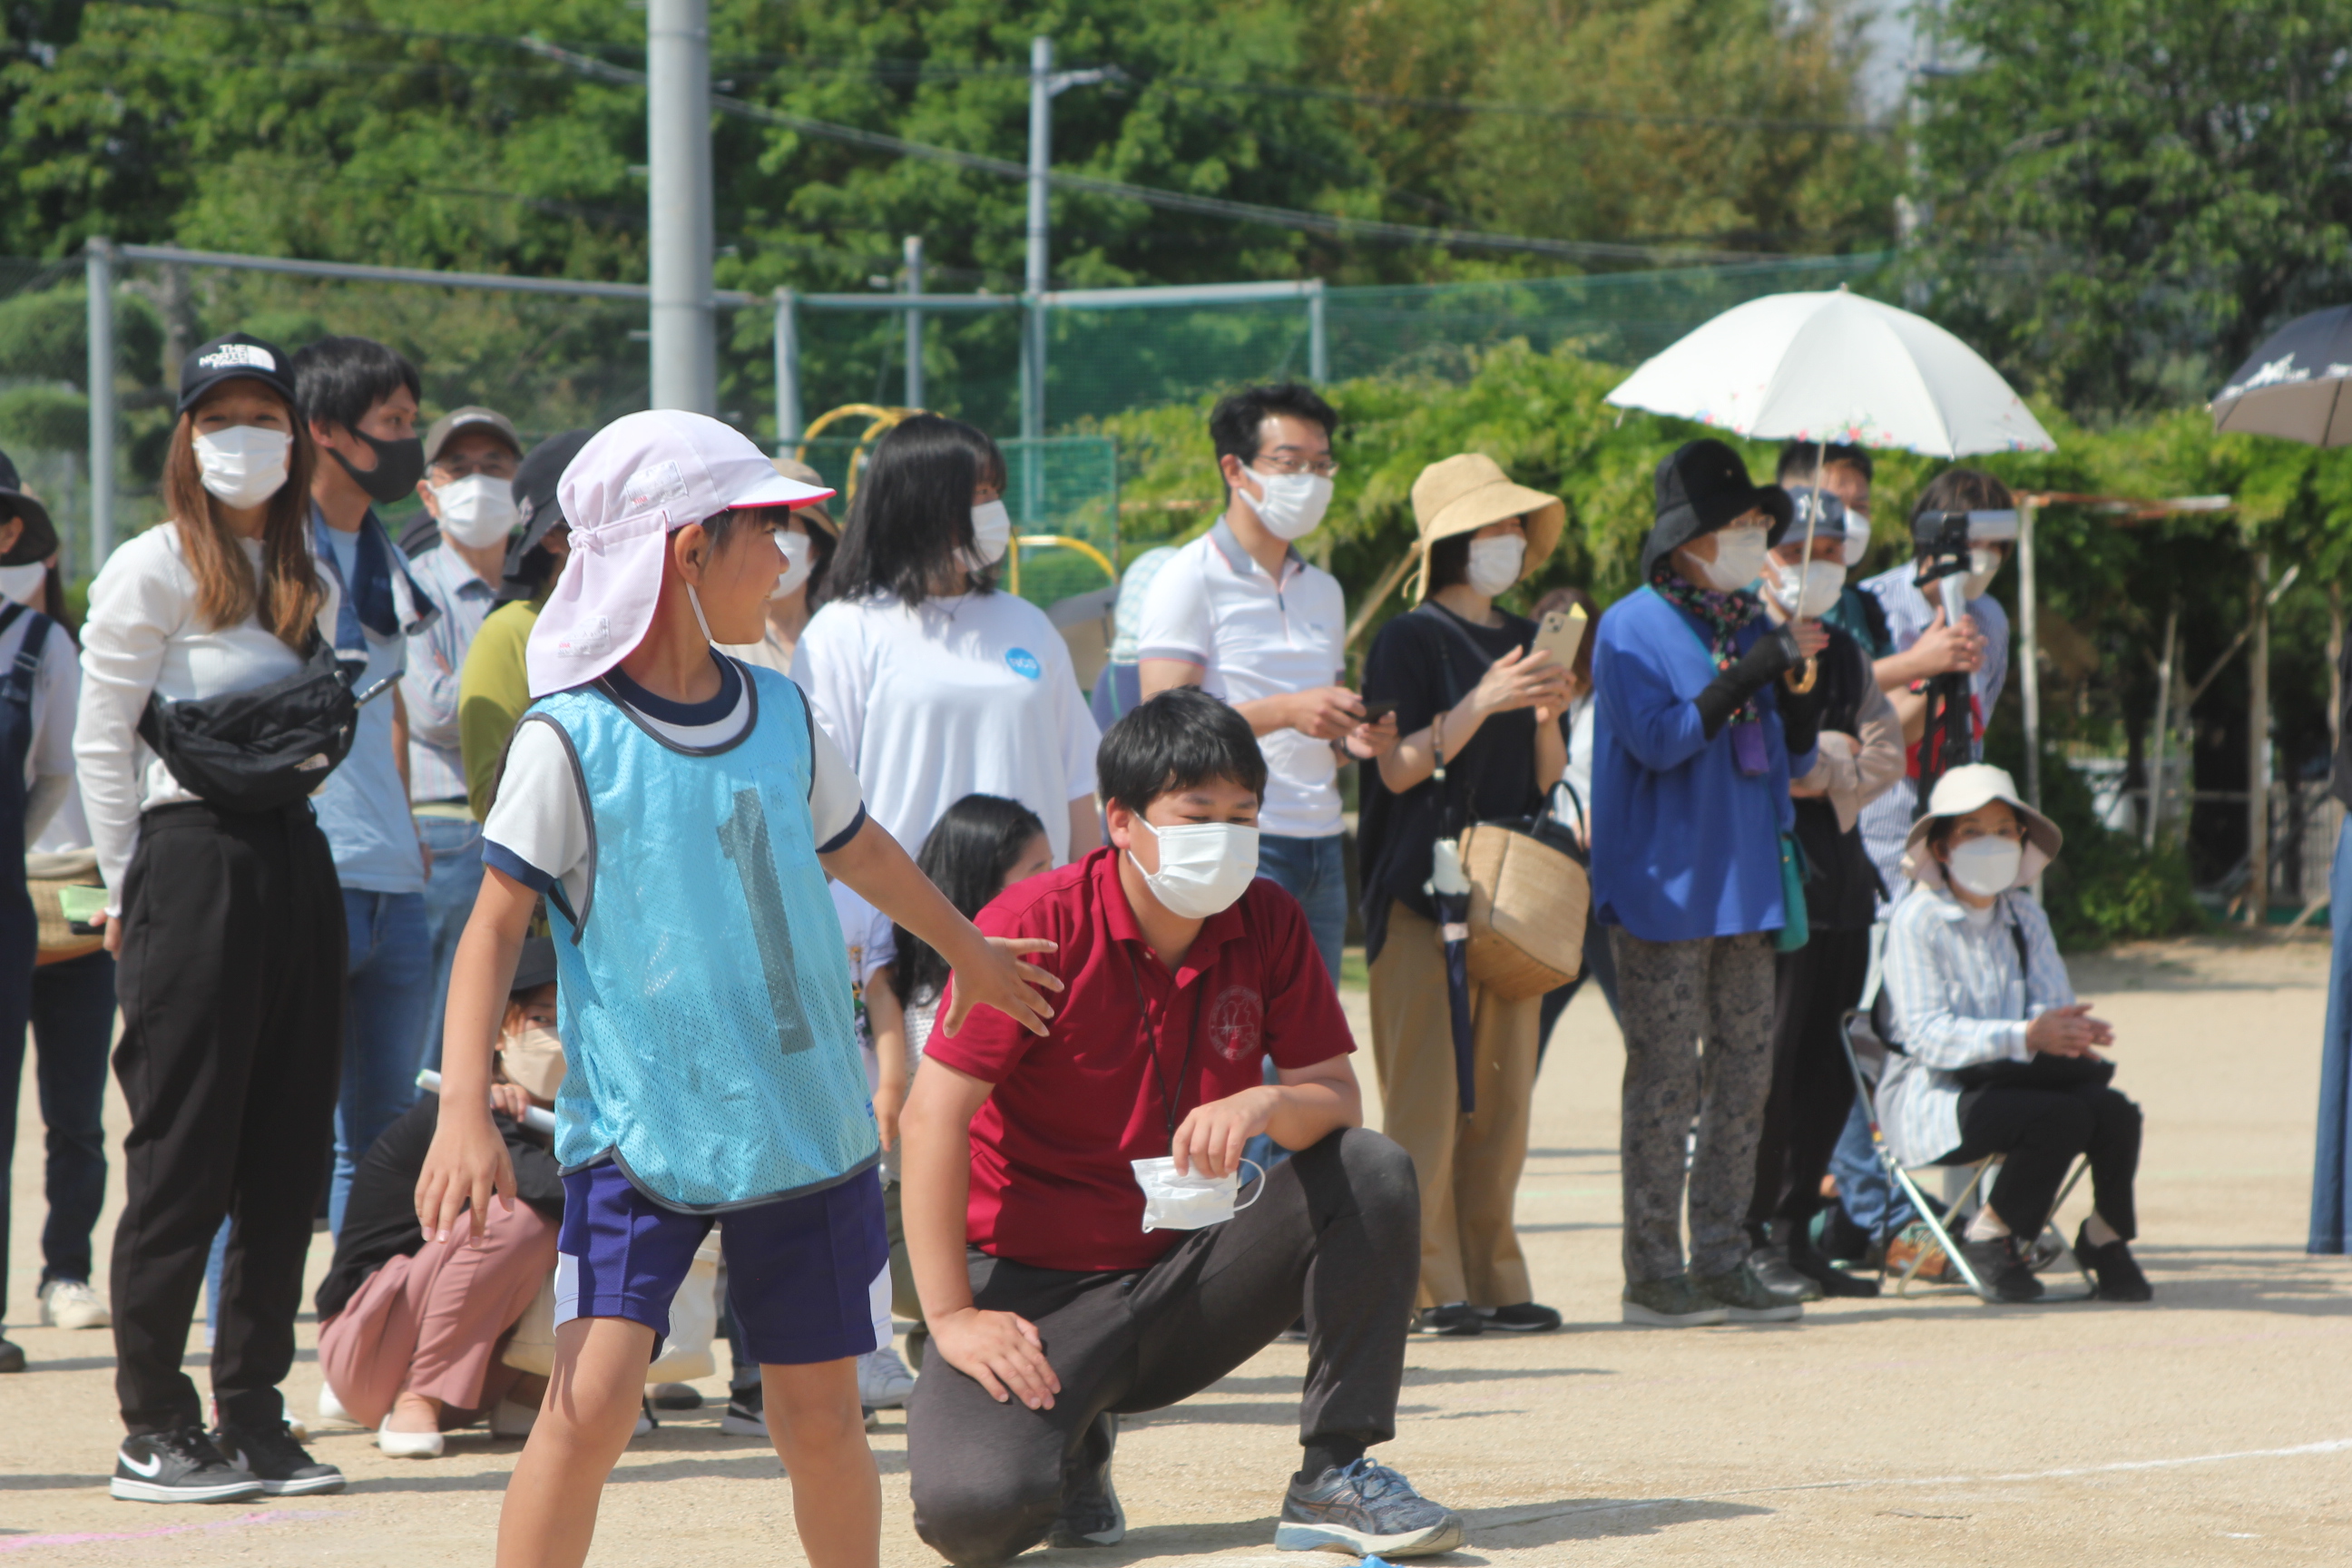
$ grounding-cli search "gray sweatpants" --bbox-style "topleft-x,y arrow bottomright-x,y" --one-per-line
1611,928 -> 1778,1284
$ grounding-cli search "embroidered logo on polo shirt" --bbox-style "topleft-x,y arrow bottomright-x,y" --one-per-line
1004,647 -> 1043,681
1205,985 -> 1263,1063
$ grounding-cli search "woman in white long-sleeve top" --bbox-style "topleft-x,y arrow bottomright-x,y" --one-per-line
77,334 -> 349,1503
1879,762 -> 2151,1305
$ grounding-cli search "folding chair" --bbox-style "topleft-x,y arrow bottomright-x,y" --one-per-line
1836,948 -> 2095,1302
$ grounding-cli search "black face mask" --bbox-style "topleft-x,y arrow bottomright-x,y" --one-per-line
330,430 -> 426,505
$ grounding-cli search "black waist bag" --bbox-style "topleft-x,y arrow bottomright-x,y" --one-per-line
136,634 -> 359,814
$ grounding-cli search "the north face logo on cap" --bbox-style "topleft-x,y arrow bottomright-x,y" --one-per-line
198,343 -> 277,373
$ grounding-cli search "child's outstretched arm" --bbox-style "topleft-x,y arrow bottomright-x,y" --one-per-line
867,963 -> 909,1152
821,817 -> 1062,1037
415,867 -> 535,1245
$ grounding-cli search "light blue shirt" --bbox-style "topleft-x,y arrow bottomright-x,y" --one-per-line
1877,886 -> 2073,1169
310,510 -> 428,894
401,544 -> 500,803
1590,586 -> 1816,944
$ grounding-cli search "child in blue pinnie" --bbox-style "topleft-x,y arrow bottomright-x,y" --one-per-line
416,410 -> 1062,1568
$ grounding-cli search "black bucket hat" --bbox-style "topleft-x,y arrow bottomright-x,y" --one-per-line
0,447 -> 57,567
175,332 -> 298,417
503,427 -> 594,595
1640,438 -> 1795,582
510,935 -> 559,995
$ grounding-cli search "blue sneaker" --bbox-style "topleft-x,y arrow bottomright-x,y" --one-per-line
1276,1456 -> 1464,1556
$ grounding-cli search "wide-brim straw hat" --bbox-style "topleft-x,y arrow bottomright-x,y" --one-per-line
1408,454 -> 1565,602
1901,762 -> 2063,892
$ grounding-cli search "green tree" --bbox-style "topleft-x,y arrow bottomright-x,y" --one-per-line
1911,0 -> 2352,415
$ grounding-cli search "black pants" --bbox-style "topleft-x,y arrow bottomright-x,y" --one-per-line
111,802 -> 345,1436
0,950 -> 118,1305
907,1129 -> 1419,1567
1747,926 -> 1873,1231
1950,1082 -> 2141,1241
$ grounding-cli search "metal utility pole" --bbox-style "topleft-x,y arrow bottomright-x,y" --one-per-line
1024,35 -> 1053,448
2248,552 -> 2272,926
904,235 -> 925,410
85,238 -> 116,563
772,289 -> 800,450
2018,497 -> 2042,810
648,0 -> 717,415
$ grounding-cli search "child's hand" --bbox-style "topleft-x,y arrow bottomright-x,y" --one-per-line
489,1083 -> 534,1122
941,937 -> 1063,1038
415,1105 -> 518,1248
874,1078 -> 906,1152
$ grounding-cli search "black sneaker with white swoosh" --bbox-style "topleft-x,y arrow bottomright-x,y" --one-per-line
110,1426 -> 264,1504
214,1420 -> 346,1496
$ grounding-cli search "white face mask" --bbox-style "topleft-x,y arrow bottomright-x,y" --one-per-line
431,472 -> 520,548
1964,545 -> 2004,600
497,1023 -> 566,1102
768,528 -> 814,601
1946,835 -> 2024,897
1237,466 -> 1334,542
965,498 -> 1013,568
1132,1155 -> 1264,1232
1127,815 -> 1260,919
191,426 -> 291,509
0,563 -> 45,608
1696,526 -> 1770,593
1465,534 -> 1525,597
1766,555 -> 1847,619
1841,507 -> 1872,567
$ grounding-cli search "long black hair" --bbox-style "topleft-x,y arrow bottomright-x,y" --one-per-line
892,793 -> 1049,1007
828,414 -> 1009,608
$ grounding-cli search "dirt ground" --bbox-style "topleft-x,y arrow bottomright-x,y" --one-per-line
6,933 -> 2350,1565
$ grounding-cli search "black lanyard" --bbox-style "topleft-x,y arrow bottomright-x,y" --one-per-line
1123,946 -> 1202,1151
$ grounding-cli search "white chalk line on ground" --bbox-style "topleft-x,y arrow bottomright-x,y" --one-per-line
1465,1436 -> 2352,1533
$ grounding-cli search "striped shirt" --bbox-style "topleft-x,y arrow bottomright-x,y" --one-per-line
1877,885 -> 2073,1169
401,544 -> 501,804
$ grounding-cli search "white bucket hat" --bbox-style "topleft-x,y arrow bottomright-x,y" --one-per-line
1901,762 -> 2063,892
526,410 -> 833,697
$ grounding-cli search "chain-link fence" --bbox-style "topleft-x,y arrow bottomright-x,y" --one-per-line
3,243 -> 1889,585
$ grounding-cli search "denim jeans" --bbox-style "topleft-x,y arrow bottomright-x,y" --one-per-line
415,813 -> 486,1073
1255,831 -> 1346,982
1248,832 -> 1348,1179
330,888 -> 435,1235
1828,1096 -> 1914,1239
1536,911 -> 1622,1064
2313,827 -> 2352,1252
1,950 -> 118,1306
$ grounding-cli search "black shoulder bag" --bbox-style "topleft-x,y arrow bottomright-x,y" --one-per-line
137,632 -> 360,814
1951,915 -> 2114,1090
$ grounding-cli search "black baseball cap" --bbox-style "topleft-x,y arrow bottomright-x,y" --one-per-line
505,427 -> 593,591
175,332 -> 299,417
511,936 -> 559,996
0,446 -> 57,567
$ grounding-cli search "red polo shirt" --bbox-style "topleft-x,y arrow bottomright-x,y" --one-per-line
928,847 -> 1355,1272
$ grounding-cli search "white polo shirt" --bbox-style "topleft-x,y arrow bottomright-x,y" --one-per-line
1134,520 -> 1346,839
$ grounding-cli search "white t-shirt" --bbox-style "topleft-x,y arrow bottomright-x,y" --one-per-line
1132,522 -> 1347,839
831,880 -> 897,1083
482,656 -> 864,917
0,604 -> 79,790
792,590 -> 1101,863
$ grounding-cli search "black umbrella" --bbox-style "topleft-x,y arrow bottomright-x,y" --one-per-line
1433,885 -> 1477,1114
2211,305 -> 2352,446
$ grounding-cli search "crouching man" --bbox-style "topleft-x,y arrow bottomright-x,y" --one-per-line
902,688 -> 1460,1564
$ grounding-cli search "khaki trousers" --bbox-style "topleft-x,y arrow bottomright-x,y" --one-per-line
1368,901 -> 1540,1308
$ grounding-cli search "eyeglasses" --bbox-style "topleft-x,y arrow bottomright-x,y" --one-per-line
1250,454 -> 1339,480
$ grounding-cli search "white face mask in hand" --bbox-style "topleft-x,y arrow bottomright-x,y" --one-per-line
1237,467 -> 1334,542
191,426 -> 291,509
1465,534 -> 1525,597
1947,836 -> 2024,897
1766,556 -> 1847,619
1697,527 -> 1769,593
769,529 -> 813,601
1132,1156 -> 1264,1231
1128,816 -> 1259,919
431,473 -> 520,548
965,499 -> 1013,569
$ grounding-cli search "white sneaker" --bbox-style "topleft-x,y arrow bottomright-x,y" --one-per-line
315,1385 -> 354,1426
858,1346 -> 916,1408
489,1398 -> 538,1440
631,1398 -> 657,1440
38,1279 -> 109,1330
376,1423 -> 445,1459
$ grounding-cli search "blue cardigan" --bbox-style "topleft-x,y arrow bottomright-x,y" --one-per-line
1590,587 -> 1816,944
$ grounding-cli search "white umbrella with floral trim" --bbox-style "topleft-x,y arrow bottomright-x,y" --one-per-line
1603,285 -> 2055,457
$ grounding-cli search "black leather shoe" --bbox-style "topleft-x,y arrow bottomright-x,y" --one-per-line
1410,1303 -> 1484,1337
2074,1223 -> 2153,1301
1476,1302 -> 1563,1333
1749,1243 -> 1825,1303
1957,1237 -> 2044,1303
1788,1226 -> 1880,1297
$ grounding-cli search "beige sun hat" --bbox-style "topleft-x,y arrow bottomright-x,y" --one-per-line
772,456 -> 838,535
1408,454 -> 1566,602
1901,762 -> 2063,892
